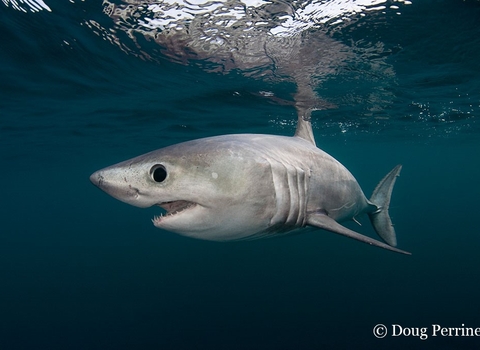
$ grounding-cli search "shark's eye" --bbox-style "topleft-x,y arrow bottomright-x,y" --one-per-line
150,164 -> 167,183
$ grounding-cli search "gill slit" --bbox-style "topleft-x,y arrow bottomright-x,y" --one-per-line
269,158 -> 309,228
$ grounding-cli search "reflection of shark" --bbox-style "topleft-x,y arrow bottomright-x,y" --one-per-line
90,109 -> 409,255
98,0 -> 354,111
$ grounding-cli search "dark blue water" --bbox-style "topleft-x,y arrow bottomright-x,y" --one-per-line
1,0 -> 480,349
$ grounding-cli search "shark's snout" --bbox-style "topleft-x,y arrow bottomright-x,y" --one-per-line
89,169 -> 120,196
89,168 -> 153,208
89,170 -> 104,188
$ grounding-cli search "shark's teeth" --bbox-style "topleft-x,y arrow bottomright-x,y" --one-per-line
152,201 -> 196,226
152,215 -> 162,225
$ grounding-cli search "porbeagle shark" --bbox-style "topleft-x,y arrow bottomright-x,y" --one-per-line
90,108 -> 410,255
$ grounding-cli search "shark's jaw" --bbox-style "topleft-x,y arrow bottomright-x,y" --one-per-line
152,200 -> 198,227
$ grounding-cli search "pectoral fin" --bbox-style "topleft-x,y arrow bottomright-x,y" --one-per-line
307,213 -> 411,255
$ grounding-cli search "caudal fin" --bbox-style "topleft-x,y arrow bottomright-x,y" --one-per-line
368,165 -> 402,247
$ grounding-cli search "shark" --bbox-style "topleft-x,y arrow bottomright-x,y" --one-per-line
90,108 -> 410,255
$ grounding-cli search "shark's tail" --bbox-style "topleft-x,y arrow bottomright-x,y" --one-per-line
368,165 -> 402,247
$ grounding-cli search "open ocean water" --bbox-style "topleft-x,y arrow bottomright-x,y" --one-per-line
1,0 -> 480,349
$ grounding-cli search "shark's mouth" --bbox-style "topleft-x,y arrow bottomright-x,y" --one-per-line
152,200 -> 197,225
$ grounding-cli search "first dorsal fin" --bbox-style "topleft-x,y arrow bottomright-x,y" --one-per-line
294,107 -> 316,146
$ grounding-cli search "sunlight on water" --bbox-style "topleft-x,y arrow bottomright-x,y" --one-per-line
2,0 -> 50,12
92,0 -> 413,50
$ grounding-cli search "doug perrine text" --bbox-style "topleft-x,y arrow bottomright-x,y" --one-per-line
373,324 -> 480,340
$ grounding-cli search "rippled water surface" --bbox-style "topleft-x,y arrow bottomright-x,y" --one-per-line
1,0 -> 480,349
